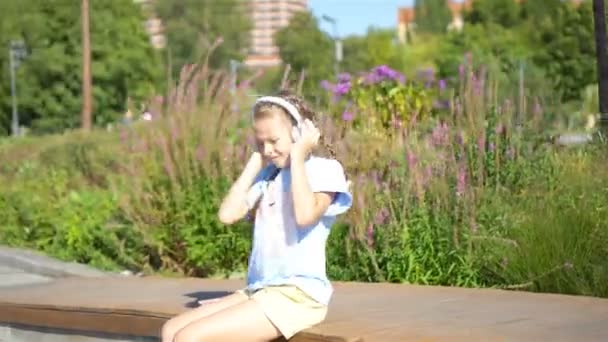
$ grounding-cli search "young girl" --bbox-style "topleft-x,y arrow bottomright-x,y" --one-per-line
161,90 -> 352,341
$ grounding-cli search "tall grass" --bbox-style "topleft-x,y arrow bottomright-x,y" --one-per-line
1,49 -> 606,296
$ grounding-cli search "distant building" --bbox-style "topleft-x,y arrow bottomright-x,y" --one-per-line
245,0 -> 308,68
133,0 -> 309,64
397,6 -> 415,44
397,0 -> 472,43
446,0 -> 473,32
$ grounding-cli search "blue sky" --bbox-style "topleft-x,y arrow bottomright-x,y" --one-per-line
309,0 -> 463,37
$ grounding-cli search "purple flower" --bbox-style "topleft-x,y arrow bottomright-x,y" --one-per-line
342,110 -> 354,121
238,80 -> 251,89
195,145 -> 206,162
489,142 -> 495,152
392,117 -> 403,129
334,82 -> 351,96
438,79 -> 447,91
423,166 -> 433,187
246,133 -> 256,146
433,100 -> 450,109
366,223 -> 374,247
320,80 -> 334,91
458,64 -> 465,79
374,207 -> 390,225
477,135 -> 486,153
417,68 -> 435,82
473,77 -> 483,95
495,124 -> 504,135
366,65 -> 405,84
337,73 -> 351,83
364,72 -> 382,85
431,121 -> 449,147
456,164 -> 467,197
406,149 -> 417,169
454,99 -> 462,117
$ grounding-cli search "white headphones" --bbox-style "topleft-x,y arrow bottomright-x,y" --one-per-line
253,96 -> 302,142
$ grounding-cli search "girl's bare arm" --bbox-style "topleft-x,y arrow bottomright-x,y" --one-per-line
218,152 -> 264,224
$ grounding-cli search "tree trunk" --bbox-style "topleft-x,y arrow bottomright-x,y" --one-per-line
81,0 -> 93,131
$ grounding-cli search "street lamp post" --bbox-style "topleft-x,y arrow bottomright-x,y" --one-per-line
592,0 -> 608,137
229,59 -> 241,113
9,40 -> 27,137
322,15 -> 342,78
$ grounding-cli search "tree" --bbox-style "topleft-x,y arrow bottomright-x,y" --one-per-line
274,11 -> 333,93
464,0 -> 522,28
81,0 -> 92,131
531,1 -> 596,101
342,29 -> 404,74
0,0 -> 163,134
435,22 -> 532,82
414,0 -> 452,34
520,0 -> 563,22
156,0 -> 251,75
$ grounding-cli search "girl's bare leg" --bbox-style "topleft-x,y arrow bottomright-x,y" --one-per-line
174,299 -> 281,342
161,292 -> 247,342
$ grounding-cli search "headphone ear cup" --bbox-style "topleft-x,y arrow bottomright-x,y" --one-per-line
292,126 -> 300,142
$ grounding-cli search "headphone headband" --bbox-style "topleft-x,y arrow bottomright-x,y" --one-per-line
253,96 -> 302,127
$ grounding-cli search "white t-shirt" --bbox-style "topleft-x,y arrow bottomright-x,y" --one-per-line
245,156 -> 352,305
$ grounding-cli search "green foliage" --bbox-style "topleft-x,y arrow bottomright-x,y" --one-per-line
156,0 -> 251,74
0,0 -> 164,135
457,0 -> 596,103
435,23 -> 532,79
530,1 -> 596,101
519,0 -> 564,22
325,66 -> 434,132
477,149 -> 608,297
107,64 -> 256,276
464,0 -> 522,28
274,11 -> 334,94
414,0 -> 452,34
0,158 -> 144,271
2,42 -> 608,300
341,29 -> 404,74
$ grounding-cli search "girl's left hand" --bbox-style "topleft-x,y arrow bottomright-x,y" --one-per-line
291,119 -> 320,160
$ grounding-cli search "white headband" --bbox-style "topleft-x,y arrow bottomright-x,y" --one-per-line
253,96 -> 302,127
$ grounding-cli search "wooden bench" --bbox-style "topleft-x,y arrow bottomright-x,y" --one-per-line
1,276 -> 607,341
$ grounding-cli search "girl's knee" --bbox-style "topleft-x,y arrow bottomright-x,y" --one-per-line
173,324 -> 207,342
161,317 -> 181,342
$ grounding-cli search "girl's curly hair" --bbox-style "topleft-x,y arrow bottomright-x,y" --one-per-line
253,89 -> 336,159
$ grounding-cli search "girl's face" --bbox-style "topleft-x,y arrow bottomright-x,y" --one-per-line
253,111 -> 294,168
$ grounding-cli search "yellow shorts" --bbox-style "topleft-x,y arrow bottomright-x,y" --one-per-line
236,285 -> 328,339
